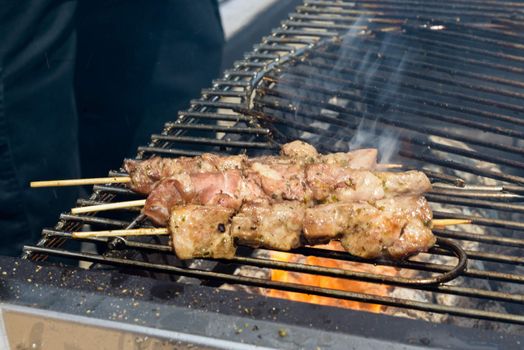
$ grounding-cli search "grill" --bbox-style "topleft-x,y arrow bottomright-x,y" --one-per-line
22,0 -> 524,340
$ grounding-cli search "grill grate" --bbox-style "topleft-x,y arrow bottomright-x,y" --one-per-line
24,0 -> 524,330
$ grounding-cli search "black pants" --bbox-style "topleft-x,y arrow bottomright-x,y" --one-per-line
75,0 -> 224,177
0,0 -> 223,256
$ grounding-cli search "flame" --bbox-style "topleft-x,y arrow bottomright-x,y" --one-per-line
265,242 -> 398,313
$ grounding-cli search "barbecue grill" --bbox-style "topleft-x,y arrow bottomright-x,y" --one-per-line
6,0 -> 524,348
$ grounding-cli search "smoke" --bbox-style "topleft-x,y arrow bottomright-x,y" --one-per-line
347,36 -> 410,164
270,15 -> 410,164
338,21 -> 410,164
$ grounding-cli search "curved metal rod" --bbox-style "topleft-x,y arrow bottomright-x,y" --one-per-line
426,237 -> 468,284
63,232 -> 468,287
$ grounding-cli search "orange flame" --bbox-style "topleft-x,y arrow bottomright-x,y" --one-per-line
265,242 -> 397,313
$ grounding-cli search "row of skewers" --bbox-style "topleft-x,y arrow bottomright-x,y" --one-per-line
32,141 -> 470,260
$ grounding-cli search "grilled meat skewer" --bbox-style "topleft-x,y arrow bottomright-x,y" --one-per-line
169,196 -> 434,260
144,165 -> 431,226
304,196 -> 435,259
124,140 -> 378,194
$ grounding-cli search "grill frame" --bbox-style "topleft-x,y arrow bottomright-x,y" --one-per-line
23,0 -> 524,332
4,255 -> 524,350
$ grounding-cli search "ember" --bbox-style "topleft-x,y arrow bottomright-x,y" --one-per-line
266,242 -> 397,312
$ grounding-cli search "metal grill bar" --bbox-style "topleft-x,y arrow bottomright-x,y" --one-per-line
427,194 -> 524,214
265,70 -> 524,139
283,62 -> 524,127
434,229 -> 524,249
304,49 -> 524,101
256,84 -> 524,154
306,0 -> 524,12
23,245 -> 524,326
295,5 -> 512,22
296,246 -> 524,284
24,0 -> 524,331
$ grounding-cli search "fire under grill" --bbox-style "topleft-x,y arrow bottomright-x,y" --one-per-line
23,0 -> 524,335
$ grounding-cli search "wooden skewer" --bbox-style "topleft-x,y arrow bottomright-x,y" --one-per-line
71,199 -> 147,214
432,219 -> 472,228
72,228 -> 169,239
377,163 -> 403,169
71,219 -> 472,239
30,177 -> 131,188
30,163 -> 403,189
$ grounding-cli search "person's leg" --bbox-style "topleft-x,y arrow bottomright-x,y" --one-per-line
75,0 -> 224,179
0,0 -> 80,256
131,0 -> 225,150
75,0 -> 161,178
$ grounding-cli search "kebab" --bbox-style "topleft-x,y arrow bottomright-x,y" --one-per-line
74,196 -> 463,260
71,162 -> 463,260
31,141 -> 385,195
142,164 -> 432,226
31,140 -> 397,217
31,140 -> 469,260
122,140 -> 382,194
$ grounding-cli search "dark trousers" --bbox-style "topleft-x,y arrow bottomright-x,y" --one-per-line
0,0 -> 223,256
76,0 -> 224,177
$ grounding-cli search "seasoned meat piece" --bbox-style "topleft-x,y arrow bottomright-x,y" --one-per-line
125,142 -> 381,195
170,205 -> 236,259
191,170 -> 243,209
303,201 -> 369,244
320,148 -> 377,169
280,140 -> 319,161
303,196 -> 435,259
124,156 -> 217,194
124,154 -> 246,194
200,153 -> 247,170
144,170 -> 247,225
143,176 -> 189,226
306,165 -> 431,202
231,201 -> 304,251
306,164 -> 384,202
238,171 -> 270,203
248,160 -> 310,201
375,171 -> 432,195
372,196 -> 434,258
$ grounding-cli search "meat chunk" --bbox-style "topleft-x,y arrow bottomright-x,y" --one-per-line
375,171 -> 432,196
200,153 -> 247,171
303,196 -> 435,259
143,177 -> 189,226
191,170 -> 244,209
143,170 -> 247,226
124,154 -> 246,194
320,148 -> 378,169
306,164 -> 385,202
280,140 -> 319,161
125,142 -> 381,195
231,201 -> 304,251
247,159 -> 310,201
169,205 -> 236,259
306,165 -> 431,202
124,156 -> 217,194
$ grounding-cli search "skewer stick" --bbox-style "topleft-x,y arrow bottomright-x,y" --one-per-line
71,199 -> 146,214
30,163 -> 404,189
72,228 -> 169,239
432,219 -> 472,228
30,177 -> 131,188
377,163 -> 403,169
71,219 -> 472,239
